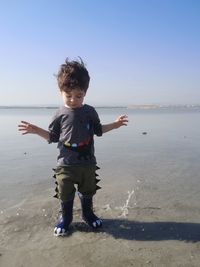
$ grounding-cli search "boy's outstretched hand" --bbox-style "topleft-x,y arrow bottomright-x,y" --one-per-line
102,114 -> 129,134
18,121 -> 50,140
18,121 -> 39,135
114,115 -> 129,128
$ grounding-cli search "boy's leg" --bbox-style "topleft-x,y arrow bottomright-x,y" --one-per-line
78,193 -> 102,228
54,199 -> 74,236
54,167 -> 76,236
78,165 -> 102,229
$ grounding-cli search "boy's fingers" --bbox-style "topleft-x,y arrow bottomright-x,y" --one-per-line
117,115 -> 129,126
120,118 -> 129,123
119,115 -> 128,120
21,121 -> 29,124
18,121 -> 33,129
18,126 -> 28,130
18,121 -> 32,134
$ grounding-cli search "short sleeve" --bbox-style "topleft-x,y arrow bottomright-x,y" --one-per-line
48,114 -> 61,143
92,108 -> 102,136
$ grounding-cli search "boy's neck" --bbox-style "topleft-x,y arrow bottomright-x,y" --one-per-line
64,104 -> 84,109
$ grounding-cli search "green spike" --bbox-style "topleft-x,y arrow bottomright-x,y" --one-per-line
96,185 -> 101,190
95,178 -> 100,183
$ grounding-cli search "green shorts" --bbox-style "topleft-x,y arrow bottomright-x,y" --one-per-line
53,165 -> 101,202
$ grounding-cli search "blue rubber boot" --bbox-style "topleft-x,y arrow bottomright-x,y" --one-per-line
78,194 -> 102,229
54,199 -> 74,236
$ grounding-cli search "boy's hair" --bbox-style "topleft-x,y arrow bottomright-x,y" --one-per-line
57,57 -> 90,92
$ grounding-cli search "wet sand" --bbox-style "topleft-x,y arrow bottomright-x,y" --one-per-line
1,186 -> 200,267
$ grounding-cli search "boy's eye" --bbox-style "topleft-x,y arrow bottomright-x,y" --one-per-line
65,95 -> 82,99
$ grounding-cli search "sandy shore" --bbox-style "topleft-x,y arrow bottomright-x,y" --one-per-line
1,187 -> 200,267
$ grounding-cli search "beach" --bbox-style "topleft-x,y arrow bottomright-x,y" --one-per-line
1,189 -> 200,267
1,107 -> 200,266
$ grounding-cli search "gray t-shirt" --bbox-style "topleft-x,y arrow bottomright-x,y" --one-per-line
48,104 -> 102,167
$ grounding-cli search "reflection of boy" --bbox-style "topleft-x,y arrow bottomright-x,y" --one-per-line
18,58 -> 128,236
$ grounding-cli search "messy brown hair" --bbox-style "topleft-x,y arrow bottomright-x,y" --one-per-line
57,57 -> 90,92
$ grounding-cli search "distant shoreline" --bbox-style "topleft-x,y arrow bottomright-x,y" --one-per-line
0,104 -> 200,110
0,105 -> 126,110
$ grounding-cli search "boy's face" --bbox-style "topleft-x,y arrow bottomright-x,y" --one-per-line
61,89 -> 86,109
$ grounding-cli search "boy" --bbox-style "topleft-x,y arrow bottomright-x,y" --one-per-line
18,58 -> 128,236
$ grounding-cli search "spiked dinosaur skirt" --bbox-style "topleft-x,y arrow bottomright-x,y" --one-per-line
52,165 -> 101,202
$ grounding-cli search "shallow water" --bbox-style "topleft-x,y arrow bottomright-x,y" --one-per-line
1,107 -> 200,217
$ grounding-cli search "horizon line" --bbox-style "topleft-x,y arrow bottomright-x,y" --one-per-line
1,104 -> 200,109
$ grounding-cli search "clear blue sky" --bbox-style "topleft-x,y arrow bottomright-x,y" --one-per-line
0,0 -> 200,106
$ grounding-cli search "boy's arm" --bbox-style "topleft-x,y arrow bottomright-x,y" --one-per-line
102,115 -> 128,134
18,121 -> 50,141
